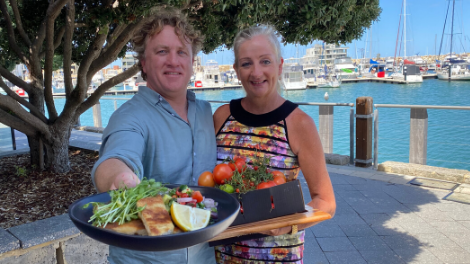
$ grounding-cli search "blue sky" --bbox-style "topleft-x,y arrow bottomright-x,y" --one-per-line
111,0 -> 469,67
199,0 -> 470,65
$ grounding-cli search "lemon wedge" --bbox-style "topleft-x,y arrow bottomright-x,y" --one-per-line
170,203 -> 211,232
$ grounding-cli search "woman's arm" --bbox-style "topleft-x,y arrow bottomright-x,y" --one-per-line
287,108 -> 336,218
260,108 -> 336,236
213,104 -> 231,133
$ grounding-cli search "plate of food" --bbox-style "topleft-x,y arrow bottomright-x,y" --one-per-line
68,179 -> 240,251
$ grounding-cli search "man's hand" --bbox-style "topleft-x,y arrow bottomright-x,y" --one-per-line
95,158 -> 141,192
110,172 -> 141,190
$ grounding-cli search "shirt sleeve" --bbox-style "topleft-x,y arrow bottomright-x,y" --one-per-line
91,112 -> 146,190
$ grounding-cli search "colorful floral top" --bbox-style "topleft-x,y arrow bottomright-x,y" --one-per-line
216,98 -> 300,181
214,98 -> 305,264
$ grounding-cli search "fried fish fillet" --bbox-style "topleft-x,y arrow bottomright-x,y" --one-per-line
137,196 -> 175,236
103,219 -> 148,236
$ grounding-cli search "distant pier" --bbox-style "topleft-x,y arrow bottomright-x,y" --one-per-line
48,74 -> 438,97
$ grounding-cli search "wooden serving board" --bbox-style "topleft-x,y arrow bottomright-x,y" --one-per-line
208,205 -> 332,242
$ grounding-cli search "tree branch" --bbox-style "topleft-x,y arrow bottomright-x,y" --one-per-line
0,77 -> 48,123
0,94 -> 50,137
63,0 -> 75,99
9,0 -> 32,46
39,26 -> 66,59
105,23 -> 127,51
0,0 -> 30,64
88,17 -> 148,78
0,65 -> 34,93
0,108 -> 37,137
78,65 -> 139,115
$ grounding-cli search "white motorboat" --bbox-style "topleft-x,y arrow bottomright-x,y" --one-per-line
391,60 -> 423,83
437,60 -> 470,81
282,58 -> 307,90
192,60 -> 224,88
317,77 -> 341,88
333,57 -> 358,80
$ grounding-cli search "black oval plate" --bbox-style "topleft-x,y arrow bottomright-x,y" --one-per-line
68,184 -> 239,251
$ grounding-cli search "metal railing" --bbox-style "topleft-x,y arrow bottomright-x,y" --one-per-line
95,98 -> 356,164
373,104 -> 470,169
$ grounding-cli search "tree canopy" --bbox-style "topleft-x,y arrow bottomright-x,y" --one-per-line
0,0 -> 381,173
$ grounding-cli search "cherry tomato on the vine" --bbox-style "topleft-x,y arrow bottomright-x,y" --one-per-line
213,163 -> 233,185
273,175 -> 286,185
234,158 -> 246,173
257,181 -> 277,190
271,171 -> 286,181
198,171 -> 215,187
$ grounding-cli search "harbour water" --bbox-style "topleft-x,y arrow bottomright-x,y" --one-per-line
54,79 -> 470,171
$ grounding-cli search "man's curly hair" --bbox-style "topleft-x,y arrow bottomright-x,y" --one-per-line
132,9 -> 204,81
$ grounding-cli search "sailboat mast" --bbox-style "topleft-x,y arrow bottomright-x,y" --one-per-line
450,0 -> 455,58
404,0 -> 407,59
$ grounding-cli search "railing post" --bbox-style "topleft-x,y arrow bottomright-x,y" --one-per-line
319,105 -> 334,154
374,108 -> 379,169
114,99 -> 118,111
93,101 -> 103,128
355,97 -> 373,167
409,108 -> 428,164
349,107 -> 354,165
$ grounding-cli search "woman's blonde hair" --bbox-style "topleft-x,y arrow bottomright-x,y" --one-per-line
132,9 -> 204,80
232,24 -> 284,91
233,24 -> 282,67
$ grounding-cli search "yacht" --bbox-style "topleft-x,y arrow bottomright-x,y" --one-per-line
332,57 -> 358,80
437,59 -> 470,81
193,60 -> 224,88
282,58 -> 307,90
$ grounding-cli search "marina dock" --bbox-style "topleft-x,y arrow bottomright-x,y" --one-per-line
47,74 -> 439,97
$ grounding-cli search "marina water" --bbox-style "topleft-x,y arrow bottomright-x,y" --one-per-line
54,79 -> 470,171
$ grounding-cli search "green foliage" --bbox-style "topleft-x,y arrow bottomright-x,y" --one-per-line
14,165 -> 28,177
0,0 -> 381,65
84,178 -> 167,227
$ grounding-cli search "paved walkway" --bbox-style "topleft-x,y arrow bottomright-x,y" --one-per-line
2,129 -> 470,263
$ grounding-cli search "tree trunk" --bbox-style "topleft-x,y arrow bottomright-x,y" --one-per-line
45,125 -> 72,173
27,86 -> 46,168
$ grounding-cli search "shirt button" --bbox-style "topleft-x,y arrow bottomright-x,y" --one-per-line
193,177 -> 196,181
193,152 -> 196,156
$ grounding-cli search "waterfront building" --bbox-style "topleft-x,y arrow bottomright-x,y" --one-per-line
304,44 -> 349,66
121,53 -> 137,71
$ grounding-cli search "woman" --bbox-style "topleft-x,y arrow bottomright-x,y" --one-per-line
213,25 -> 336,263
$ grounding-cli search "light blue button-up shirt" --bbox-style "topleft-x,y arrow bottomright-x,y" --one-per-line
91,86 -> 217,264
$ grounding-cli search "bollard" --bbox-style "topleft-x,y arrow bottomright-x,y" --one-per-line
319,105 -> 334,154
355,97 -> 373,167
93,102 -> 103,128
409,108 -> 428,164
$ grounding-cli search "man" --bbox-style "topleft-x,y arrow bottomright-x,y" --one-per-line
91,9 -> 217,264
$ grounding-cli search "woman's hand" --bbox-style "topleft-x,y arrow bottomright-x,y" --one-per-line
258,226 -> 293,237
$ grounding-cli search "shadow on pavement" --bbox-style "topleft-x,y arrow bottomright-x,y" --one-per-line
298,172 -> 468,264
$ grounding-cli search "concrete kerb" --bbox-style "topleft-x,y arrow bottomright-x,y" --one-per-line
378,161 -> 470,184
0,214 -> 109,264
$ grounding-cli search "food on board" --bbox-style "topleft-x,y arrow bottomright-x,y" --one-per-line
170,202 -> 211,231
103,219 -> 148,236
137,196 -> 174,236
84,180 -> 218,236
198,156 -> 287,194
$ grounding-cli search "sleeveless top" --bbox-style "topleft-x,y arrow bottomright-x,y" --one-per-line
214,98 -> 305,264
216,98 -> 300,181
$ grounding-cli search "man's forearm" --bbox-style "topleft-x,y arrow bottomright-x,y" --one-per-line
94,158 -> 137,192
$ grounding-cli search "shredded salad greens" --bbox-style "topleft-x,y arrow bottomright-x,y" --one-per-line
83,179 -> 168,227
83,179 -> 219,228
